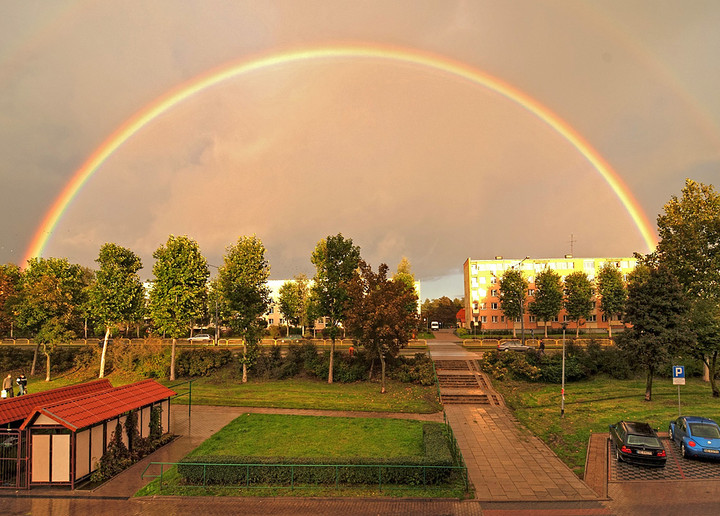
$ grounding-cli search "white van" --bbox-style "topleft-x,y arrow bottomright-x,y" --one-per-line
430,321 -> 440,331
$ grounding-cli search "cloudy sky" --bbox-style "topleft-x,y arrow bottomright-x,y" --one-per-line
1,1 -> 719,300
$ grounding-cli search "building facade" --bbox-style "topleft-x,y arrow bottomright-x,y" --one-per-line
463,256 -> 637,333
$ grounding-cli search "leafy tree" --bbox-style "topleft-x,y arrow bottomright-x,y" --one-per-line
148,236 -> 209,381
617,264 -> 690,401
88,243 -> 144,378
217,235 -> 271,383
0,264 -> 21,337
654,179 -> 720,396
15,258 -> 89,381
499,269 -> 528,338
393,257 -> 419,316
278,274 -> 309,337
310,234 -> 361,383
420,297 -> 463,328
528,268 -> 563,338
345,260 -> 419,393
564,271 -> 594,337
596,262 -> 627,339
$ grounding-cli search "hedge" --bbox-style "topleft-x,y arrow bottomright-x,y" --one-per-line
177,424 -> 459,486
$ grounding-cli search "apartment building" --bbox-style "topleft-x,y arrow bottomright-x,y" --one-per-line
462,256 -> 637,333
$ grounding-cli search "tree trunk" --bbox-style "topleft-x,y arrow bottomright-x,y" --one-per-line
710,352 -> 719,398
512,325 -> 517,338
45,351 -> 51,382
703,358 -> 710,382
369,358 -> 375,380
576,323 -> 580,338
242,341 -> 248,383
99,327 -> 110,378
328,336 -> 335,384
169,338 -> 177,381
31,343 -> 40,375
379,350 -> 386,394
645,367 -> 654,401
607,320 -> 613,339
544,321 -> 548,338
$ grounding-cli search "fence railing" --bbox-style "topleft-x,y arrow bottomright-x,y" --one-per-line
462,337 -> 615,348
141,461 -> 468,493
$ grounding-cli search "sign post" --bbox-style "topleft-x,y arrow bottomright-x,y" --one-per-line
672,365 -> 685,417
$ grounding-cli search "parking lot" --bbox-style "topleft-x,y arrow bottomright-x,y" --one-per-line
610,438 -> 720,481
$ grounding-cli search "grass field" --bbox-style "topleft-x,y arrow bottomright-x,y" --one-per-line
18,370 -> 441,414
494,375 -> 720,476
185,413 -> 427,458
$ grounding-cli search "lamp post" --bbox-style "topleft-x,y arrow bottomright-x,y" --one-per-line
561,324 -> 567,417
518,257 -> 530,345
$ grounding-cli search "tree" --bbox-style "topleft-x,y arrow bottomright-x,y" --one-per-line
0,264 -> 21,337
420,297 -> 463,328
310,234 -> 361,384
88,243 -> 144,378
148,236 -> 209,381
345,260 -> 419,393
617,264 -> 689,401
393,257 -> 419,317
528,267 -> 563,338
217,235 -> 271,383
499,269 -> 528,338
278,274 -> 309,337
596,262 -> 627,339
15,258 -> 88,381
564,271 -> 594,337
654,179 -> 720,396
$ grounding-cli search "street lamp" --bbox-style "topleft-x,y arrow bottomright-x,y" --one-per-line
516,256 -> 530,345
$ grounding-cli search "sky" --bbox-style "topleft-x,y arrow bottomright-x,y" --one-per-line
1,1 -> 719,301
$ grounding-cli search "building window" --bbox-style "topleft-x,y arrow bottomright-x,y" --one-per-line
584,260 -> 594,270
529,315 -> 536,322
481,316 -> 487,323
491,289 -> 498,297
480,302 -> 487,310
269,318 -> 274,325
491,302 -> 498,310
563,315 -> 570,322
491,316 -> 498,323
602,314 -> 607,322
528,289 -> 535,297
501,316 -> 505,322
471,277 -> 478,288
589,315 -> 597,322
490,276 -> 497,284
552,316 -> 559,322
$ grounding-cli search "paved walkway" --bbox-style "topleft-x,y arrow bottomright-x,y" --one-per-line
427,335 -> 601,503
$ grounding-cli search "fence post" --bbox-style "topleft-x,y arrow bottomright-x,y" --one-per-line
203,464 -> 207,486
335,465 -> 339,489
378,466 -> 382,492
291,464 -> 294,490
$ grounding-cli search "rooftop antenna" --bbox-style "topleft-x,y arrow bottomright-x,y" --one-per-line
569,234 -> 576,257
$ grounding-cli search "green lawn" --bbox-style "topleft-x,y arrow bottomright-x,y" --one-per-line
186,413 -> 426,458
169,377 -> 441,413
494,375 -> 720,476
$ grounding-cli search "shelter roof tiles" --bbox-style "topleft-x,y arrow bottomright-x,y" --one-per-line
21,379 -> 176,431
0,379 -> 113,426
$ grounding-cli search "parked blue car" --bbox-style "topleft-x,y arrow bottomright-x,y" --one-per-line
668,416 -> 720,460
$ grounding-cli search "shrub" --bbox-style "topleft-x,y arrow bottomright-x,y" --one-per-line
388,353 -> 435,386
175,348 -> 231,377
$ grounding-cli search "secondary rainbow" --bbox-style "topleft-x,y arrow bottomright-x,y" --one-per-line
23,43 -> 657,265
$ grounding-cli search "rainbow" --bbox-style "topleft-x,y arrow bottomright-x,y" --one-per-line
23,43 -> 657,265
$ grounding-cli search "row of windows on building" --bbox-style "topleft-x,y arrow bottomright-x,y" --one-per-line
472,313 -> 615,324
468,259 -> 634,276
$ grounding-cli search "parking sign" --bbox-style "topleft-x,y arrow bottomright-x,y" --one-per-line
673,365 -> 685,385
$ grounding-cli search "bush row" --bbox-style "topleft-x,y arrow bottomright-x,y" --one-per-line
177,424 -> 457,487
479,340 -> 708,383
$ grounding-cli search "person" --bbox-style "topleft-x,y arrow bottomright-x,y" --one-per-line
16,373 -> 27,396
2,373 -> 14,398
539,341 -> 545,355
348,345 -> 354,358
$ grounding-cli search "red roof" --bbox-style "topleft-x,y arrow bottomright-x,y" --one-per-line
0,379 -> 113,426
21,379 -> 176,431
456,308 -> 466,321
